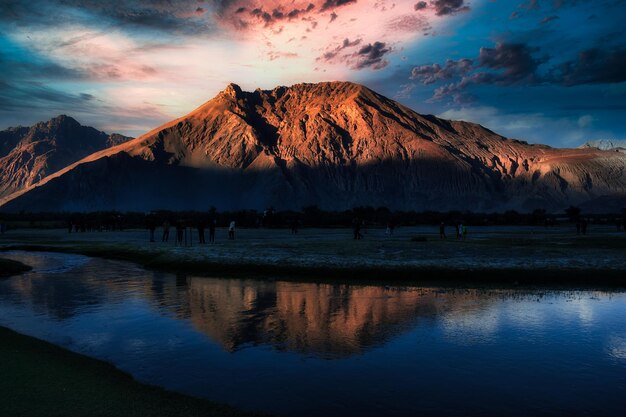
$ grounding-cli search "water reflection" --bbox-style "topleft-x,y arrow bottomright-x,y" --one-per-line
185,279 -> 445,356
1,252 -> 621,358
1,251 -> 626,417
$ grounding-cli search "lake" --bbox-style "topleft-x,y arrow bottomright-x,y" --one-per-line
1,251 -> 625,416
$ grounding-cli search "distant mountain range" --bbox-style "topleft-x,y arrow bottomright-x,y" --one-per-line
579,139 -> 626,151
0,115 -> 132,199
1,82 -> 626,212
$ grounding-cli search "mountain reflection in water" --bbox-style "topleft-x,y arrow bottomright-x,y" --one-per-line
2,252 -> 626,417
0,251 -> 507,357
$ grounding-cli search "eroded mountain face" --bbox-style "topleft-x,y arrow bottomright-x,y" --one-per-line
0,115 -> 132,199
2,82 -> 625,212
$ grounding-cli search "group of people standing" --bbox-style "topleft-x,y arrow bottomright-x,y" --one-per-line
147,216 -> 234,245
440,222 -> 468,240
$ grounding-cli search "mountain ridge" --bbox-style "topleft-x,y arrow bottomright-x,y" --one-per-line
1,81 -> 625,212
0,116 -> 133,200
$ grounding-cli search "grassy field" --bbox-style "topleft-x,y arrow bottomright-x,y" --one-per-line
2,225 -> 626,286
0,326 -> 260,417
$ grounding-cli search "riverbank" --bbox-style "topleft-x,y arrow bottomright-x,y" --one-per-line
0,258 -> 31,277
2,226 -> 626,287
0,325 -> 259,417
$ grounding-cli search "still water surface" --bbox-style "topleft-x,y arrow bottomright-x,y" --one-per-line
1,251 -> 625,416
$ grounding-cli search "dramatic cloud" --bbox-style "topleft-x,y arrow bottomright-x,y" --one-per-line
410,58 -> 473,83
478,43 -> 544,82
320,0 -> 357,12
411,38 -> 626,104
411,42 -> 546,102
2,0 -> 624,147
0,0 -> 216,35
318,39 -> 392,70
413,0 -> 469,16
431,0 -> 469,15
352,42 -> 392,69
552,45 -> 626,86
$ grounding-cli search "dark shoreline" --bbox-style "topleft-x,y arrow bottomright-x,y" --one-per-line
3,243 -> 626,289
0,257 -> 31,277
0,325 -> 262,417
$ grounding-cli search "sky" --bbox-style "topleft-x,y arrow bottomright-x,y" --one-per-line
0,0 -> 625,147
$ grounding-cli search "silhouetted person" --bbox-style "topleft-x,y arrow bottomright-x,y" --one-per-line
576,221 -> 581,235
581,218 -> 588,235
197,219 -> 206,244
439,222 -> 446,239
209,218 -> 216,243
457,223 -> 462,239
228,220 -> 236,240
352,217 -> 362,240
176,221 -> 184,245
386,220 -> 395,236
291,219 -> 299,234
146,215 -> 157,242
67,219 -> 73,234
162,220 -> 170,242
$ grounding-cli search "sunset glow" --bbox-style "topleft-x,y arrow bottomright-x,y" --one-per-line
1,0 -> 625,145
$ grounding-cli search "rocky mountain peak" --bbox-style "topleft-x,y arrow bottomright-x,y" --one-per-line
221,83 -> 244,100
0,117 -> 133,199
2,81 -> 626,213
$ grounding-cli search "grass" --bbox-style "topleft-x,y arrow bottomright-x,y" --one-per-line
0,326 -> 261,417
0,257 -> 31,277
2,226 -> 626,287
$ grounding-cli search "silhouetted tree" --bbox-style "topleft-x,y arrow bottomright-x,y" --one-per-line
565,206 -> 581,222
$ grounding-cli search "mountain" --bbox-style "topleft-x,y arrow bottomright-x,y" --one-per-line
1,82 -> 626,212
580,139 -> 626,151
0,115 -> 132,199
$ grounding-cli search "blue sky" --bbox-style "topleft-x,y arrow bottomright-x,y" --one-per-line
1,0 -> 625,147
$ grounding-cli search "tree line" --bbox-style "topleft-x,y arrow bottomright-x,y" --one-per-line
1,205 -> 625,230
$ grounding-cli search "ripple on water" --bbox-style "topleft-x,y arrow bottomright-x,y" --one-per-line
2,251 -> 90,274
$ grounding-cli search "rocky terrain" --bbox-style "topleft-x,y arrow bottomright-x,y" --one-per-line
580,139 -> 626,151
0,116 -> 132,199
1,82 -> 625,212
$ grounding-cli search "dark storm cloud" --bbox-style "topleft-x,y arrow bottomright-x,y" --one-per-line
228,3 -> 321,28
552,45 -> 626,86
410,42 -> 547,102
411,39 -> 626,103
217,1 -> 358,29
0,0 -> 215,35
410,59 -> 473,83
432,0 -> 469,16
352,42 -> 391,70
478,43 -> 544,82
317,39 -> 390,70
413,0 -> 469,16
320,0 -> 357,12
317,38 -> 362,62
